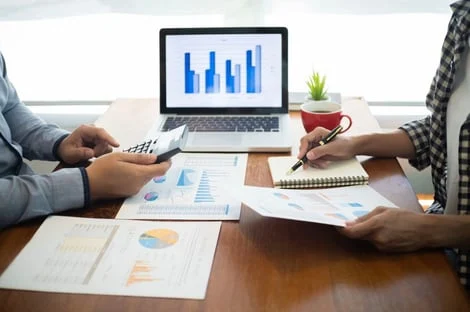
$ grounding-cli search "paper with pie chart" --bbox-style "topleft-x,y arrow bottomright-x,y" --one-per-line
237,185 -> 398,226
116,153 -> 248,220
0,216 -> 221,299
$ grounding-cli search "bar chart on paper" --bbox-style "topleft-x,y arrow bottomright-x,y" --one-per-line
0,216 -> 221,299
116,153 -> 248,220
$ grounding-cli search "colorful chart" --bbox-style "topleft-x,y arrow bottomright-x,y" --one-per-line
144,192 -> 159,201
153,176 -> 166,183
288,202 -> 304,210
273,192 -> 289,200
352,210 -> 369,217
126,260 -> 161,286
139,229 -> 179,249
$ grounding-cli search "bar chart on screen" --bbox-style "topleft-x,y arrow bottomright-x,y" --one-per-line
165,32 -> 283,109
184,45 -> 262,94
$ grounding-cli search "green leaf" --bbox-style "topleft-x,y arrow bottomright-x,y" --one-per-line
306,70 -> 328,100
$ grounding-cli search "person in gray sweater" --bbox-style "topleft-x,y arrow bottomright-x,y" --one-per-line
0,52 -> 171,229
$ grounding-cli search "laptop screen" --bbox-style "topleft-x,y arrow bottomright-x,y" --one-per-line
160,27 -> 288,114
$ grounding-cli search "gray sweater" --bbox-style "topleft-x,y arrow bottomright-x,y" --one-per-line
0,53 -> 87,229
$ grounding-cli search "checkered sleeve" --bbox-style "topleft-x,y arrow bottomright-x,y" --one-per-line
399,116 -> 431,170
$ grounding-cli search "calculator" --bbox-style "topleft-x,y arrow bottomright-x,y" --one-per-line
122,124 -> 189,163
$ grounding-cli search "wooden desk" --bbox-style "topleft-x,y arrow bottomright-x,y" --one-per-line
0,99 -> 469,311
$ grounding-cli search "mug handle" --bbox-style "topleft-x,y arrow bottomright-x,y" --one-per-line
339,114 -> 352,133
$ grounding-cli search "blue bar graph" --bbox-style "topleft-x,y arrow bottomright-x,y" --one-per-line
225,60 -> 241,93
194,171 -> 215,203
184,46 -> 261,94
205,51 -> 220,93
246,45 -> 262,93
184,53 -> 199,94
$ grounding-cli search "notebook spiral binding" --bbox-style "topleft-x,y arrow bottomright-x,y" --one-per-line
277,175 -> 368,189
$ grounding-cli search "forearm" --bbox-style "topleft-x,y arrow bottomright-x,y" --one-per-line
4,103 -> 69,160
0,168 -> 88,229
351,129 -> 416,159
424,214 -> 470,249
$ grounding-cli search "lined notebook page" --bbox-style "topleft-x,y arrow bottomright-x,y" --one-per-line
268,156 -> 369,189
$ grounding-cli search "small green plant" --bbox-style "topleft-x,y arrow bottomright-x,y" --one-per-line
306,71 -> 328,101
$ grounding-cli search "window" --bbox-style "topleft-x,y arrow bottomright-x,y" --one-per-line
0,0 -> 452,102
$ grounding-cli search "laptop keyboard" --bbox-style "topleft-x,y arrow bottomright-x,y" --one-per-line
161,116 -> 280,132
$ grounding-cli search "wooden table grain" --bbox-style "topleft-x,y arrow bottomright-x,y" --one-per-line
0,98 -> 468,312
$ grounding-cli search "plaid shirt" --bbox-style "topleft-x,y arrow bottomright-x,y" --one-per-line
400,0 -> 470,290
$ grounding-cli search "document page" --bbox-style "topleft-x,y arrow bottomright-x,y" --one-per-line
237,185 -> 398,226
0,216 -> 221,299
116,153 -> 247,220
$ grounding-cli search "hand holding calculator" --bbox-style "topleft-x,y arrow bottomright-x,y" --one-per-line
123,124 -> 189,163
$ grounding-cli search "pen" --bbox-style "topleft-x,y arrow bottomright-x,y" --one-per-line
286,124 -> 343,175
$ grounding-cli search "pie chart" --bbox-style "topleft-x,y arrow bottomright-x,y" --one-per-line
139,229 -> 179,249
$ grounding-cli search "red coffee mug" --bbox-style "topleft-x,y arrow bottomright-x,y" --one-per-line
300,101 -> 352,133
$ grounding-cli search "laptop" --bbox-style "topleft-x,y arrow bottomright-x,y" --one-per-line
148,26 -> 291,152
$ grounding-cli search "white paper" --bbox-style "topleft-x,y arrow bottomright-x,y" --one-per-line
116,153 -> 248,220
0,216 -> 221,299
237,185 -> 398,227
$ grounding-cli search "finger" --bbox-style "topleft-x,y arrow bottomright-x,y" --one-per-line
306,159 -> 330,169
297,127 -> 330,159
81,125 -> 120,147
347,206 -> 387,225
93,143 -> 114,157
341,218 -> 377,239
116,152 -> 157,164
141,160 -> 172,178
298,136 -> 313,159
306,144 -> 333,161
74,147 -> 95,160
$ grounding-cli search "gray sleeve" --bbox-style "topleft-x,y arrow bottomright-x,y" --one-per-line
0,53 -> 69,161
0,168 -> 88,229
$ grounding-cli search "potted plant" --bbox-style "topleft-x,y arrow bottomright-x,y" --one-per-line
306,71 -> 329,101
305,70 -> 329,102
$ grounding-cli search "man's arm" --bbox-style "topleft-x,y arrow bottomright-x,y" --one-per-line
0,53 -> 69,161
0,168 -> 88,229
351,129 -> 417,159
342,207 -> 470,251
427,214 -> 470,249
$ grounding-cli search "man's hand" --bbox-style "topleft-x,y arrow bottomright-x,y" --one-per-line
339,207 -> 430,252
85,152 -> 171,200
57,125 -> 120,164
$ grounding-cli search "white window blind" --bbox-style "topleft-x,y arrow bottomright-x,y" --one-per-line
0,0 -> 453,102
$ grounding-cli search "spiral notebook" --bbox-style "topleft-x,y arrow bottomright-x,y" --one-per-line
268,156 -> 369,189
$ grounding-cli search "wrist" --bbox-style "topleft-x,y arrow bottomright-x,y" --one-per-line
350,135 -> 367,155
52,134 -> 69,161
79,167 -> 92,207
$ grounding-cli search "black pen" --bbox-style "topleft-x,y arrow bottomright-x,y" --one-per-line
286,124 -> 343,175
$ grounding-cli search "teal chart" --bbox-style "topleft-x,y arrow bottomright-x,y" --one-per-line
237,185 -> 398,227
116,153 -> 248,221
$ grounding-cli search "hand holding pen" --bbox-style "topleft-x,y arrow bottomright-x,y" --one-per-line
286,124 -> 343,175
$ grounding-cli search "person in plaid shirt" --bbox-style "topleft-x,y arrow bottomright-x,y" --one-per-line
298,0 -> 470,291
